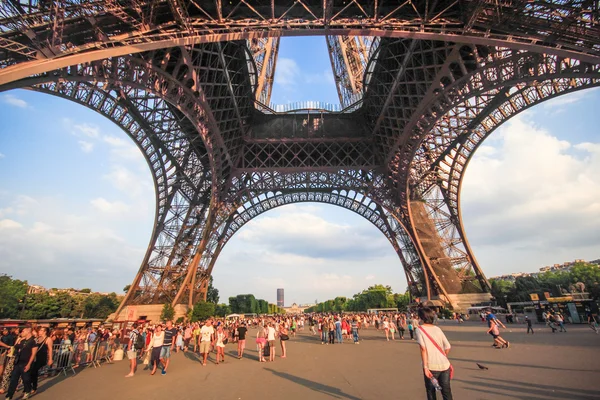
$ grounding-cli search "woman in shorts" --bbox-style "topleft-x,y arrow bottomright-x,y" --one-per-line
256,326 -> 267,362
215,325 -> 226,364
279,324 -> 289,358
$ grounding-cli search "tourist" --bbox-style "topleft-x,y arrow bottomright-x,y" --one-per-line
160,320 -> 177,375
383,317 -> 390,341
351,317 -> 360,344
487,319 -> 509,348
149,325 -> 163,375
184,324 -> 192,352
175,328 -> 184,352
5,326 -> 38,400
256,325 -> 267,362
125,323 -> 140,378
398,314 -> 407,339
30,327 -> 53,395
215,325 -> 226,365
335,317 -> 343,344
200,320 -> 215,366
415,307 -> 453,400
542,310 -> 557,333
320,319 -> 327,344
389,320 -> 397,341
279,323 -> 289,358
554,312 -> 567,332
193,323 -> 201,352
0,328 -> 17,395
267,322 -> 277,361
408,320 -> 415,340
237,323 -> 247,359
525,316 -> 534,334
586,309 -> 599,333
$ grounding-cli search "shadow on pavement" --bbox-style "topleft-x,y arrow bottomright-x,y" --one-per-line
455,376 -> 600,399
264,368 -> 362,400
452,357 -> 599,373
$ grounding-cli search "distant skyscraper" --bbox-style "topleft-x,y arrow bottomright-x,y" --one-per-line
277,288 -> 284,307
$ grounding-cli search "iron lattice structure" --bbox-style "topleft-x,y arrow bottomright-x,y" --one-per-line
1,1 -> 599,311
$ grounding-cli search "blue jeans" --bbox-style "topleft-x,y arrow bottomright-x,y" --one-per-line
352,329 -> 359,343
321,330 -> 327,342
336,329 -> 342,343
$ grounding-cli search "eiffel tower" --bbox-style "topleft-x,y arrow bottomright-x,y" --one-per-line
1,1 -> 598,319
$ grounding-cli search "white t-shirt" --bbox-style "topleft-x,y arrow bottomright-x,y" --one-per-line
200,325 -> 215,342
267,326 -> 276,341
152,331 -> 164,347
415,325 -> 451,372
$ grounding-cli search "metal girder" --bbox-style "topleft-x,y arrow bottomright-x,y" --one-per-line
1,1 -> 600,85
248,37 -> 280,105
2,1 -> 600,310
326,35 -> 377,108
198,189 -> 428,299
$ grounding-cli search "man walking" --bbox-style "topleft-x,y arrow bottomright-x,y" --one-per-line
5,326 -> 37,400
199,320 -> 214,366
335,317 -> 343,344
237,323 -> 247,359
525,316 -> 534,334
125,323 -> 140,378
161,320 -> 177,375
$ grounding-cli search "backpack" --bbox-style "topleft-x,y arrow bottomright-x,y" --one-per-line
134,331 -> 145,350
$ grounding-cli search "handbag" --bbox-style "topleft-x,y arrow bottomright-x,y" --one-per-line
142,349 -> 151,365
418,326 -> 454,379
280,334 -> 289,341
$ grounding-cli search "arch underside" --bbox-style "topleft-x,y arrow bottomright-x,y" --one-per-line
1,3 -> 600,311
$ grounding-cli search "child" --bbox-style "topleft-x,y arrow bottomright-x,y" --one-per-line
408,321 -> 414,340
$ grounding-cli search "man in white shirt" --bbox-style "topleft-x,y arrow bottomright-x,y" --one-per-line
267,323 -> 276,361
200,320 -> 215,366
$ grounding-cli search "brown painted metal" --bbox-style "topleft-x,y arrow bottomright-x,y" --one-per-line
1,1 -> 599,309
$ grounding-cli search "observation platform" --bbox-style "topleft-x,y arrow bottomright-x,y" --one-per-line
30,322 -> 600,400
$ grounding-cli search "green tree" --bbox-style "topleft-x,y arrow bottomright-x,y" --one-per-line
229,296 -> 239,313
192,301 -> 215,321
207,276 -> 220,304
0,275 -> 28,319
80,288 -> 92,294
160,303 -> 175,321
214,303 -> 231,317
123,284 -> 131,293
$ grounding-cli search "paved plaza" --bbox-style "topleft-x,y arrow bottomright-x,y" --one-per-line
30,322 -> 600,400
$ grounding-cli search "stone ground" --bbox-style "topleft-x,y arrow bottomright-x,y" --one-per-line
27,322 -> 600,400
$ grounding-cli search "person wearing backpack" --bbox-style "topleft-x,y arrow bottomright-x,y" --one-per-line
416,307 -> 453,400
125,323 -> 141,378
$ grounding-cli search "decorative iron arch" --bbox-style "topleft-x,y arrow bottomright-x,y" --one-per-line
197,190 -> 429,303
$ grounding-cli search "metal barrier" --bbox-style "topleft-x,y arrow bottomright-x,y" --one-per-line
0,340 -> 118,389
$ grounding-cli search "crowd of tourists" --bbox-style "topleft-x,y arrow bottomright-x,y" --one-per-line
2,304 -> 599,399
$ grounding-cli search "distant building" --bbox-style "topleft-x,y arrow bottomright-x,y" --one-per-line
283,303 -> 316,314
490,259 -> 596,281
277,288 -> 284,307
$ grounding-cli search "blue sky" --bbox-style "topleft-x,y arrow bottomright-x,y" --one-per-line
1,37 -> 599,305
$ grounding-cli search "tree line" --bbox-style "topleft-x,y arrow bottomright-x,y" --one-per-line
490,262 -> 600,308
304,284 -> 411,313
0,275 -> 121,320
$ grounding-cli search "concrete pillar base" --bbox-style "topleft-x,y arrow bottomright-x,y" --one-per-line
108,304 -> 190,323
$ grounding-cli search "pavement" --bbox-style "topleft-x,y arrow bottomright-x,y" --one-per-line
28,321 -> 600,400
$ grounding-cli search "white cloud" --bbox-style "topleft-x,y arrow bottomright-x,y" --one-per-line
78,140 -> 94,153
0,219 -> 23,229
304,69 -> 335,85
2,94 -> 28,108
365,274 -> 375,281
102,164 -> 152,198
90,197 -> 131,215
64,120 -> 101,138
462,115 -> 600,275
0,193 -> 149,291
274,58 -> 300,87
542,87 -> 600,109
0,152 -> 5,159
